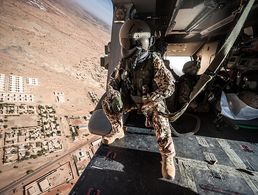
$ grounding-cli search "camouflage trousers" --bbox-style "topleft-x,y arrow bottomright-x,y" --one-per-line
102,94 -> 175,156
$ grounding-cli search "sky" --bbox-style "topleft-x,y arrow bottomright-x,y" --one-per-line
166,56 -> 191,76
75,0 -> 113,25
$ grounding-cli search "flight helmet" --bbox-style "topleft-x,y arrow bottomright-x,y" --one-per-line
119,19 -> 151,54
182,61 -> 201,75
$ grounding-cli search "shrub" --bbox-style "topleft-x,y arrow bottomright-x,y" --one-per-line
26,169 -> 34,174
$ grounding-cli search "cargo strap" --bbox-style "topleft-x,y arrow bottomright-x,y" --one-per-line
165,0 -> 255,122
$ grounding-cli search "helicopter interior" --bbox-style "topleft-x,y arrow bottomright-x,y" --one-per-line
70,1 -> 258,194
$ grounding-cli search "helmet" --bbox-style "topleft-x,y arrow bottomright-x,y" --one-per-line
182,61 -> 200,75
119,19 -> 151,51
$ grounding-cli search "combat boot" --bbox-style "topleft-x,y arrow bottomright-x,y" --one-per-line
102,126 -> 125,145
161,154 -> 175,180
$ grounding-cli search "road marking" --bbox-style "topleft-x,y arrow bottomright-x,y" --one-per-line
217,139 -> 258,194
196,136 -> 209,148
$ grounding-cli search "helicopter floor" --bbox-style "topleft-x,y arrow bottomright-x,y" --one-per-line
70,113 -> 258,195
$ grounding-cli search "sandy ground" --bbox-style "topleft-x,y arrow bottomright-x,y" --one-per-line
0,0 -> 110,191
0,0 -> 110,111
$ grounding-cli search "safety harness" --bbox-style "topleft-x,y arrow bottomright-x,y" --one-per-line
164,0 -> 255,123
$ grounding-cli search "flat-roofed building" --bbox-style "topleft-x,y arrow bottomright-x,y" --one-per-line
38,179 -> 50,192
54,91 -> 65,103
9,75 -> 24,93
27,77 -> 39,86
0,74 -> 5,92
0,93 -> 34,103
25,182 -> 41,195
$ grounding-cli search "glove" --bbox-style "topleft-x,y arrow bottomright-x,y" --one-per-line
141,95 -> 155,113
111,95 -> 123,113
141,101 -> 154,113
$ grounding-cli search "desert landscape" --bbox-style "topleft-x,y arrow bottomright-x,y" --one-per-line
0,0 -> 110,194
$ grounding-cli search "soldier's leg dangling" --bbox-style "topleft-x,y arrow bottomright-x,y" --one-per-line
102,95 -> 125,145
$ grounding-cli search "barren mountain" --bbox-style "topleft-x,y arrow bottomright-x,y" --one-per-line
0,0 -> 110,115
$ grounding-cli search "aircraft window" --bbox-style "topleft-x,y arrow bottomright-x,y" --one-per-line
165,56 -> 191,77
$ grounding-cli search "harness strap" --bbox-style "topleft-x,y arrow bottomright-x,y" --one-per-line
165,0 -> 255,122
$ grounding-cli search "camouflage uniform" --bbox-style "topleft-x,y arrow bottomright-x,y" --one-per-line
177,74 -> 210,112
102,52 -> 176,156
177,75 -> 199,107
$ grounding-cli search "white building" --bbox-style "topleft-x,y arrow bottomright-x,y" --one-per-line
9,75 -> 24,93
27,78 -> 39,86
0,74 -> 5,92
54,92 -> 65,103
0,93 -> 34,103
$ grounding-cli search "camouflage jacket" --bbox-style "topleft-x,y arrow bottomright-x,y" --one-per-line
107,52 -> 175,104
177,74 -> 199,106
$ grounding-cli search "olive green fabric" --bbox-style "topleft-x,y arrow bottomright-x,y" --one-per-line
111,95 -> 123,113
121,53 -> 156,99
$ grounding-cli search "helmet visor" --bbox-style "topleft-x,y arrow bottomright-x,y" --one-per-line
120,38 -> 137,50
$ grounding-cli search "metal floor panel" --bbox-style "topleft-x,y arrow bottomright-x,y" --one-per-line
70,114 -> 258,195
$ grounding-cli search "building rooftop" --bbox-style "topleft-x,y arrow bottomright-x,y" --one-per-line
38,179 -> 50,192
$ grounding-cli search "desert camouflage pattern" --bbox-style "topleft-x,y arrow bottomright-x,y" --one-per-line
102,52 -> 175,156
148,53 -> 176,103
177,74 -> 198,104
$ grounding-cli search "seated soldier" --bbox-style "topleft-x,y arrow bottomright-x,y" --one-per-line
177,60 -> 200,110
102,19 -> 176,180
177,59 -> 210,112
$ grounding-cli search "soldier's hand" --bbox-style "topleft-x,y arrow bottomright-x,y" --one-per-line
111,96 -> 123,113
142,95 -> 151,104
141,101 -> 155,113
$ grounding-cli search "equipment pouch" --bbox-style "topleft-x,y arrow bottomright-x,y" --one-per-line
111,95 -> 123,113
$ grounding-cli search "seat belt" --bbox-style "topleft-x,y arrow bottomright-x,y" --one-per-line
166,0 -> 255,122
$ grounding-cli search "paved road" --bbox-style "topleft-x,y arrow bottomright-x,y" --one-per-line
0,136 -> 100,195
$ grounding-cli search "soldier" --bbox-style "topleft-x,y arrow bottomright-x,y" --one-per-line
102,19 -> 176,180
177,59 -> 211,113
177,60 -> 201,110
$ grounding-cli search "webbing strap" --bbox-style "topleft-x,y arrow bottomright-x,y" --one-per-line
167,0 -> 255,122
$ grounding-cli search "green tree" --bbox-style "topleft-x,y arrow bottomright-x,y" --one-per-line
30,155 -> 37,159
37,151 -> 43,156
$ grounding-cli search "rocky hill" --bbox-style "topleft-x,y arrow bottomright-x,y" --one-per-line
0,0 -> 110,114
